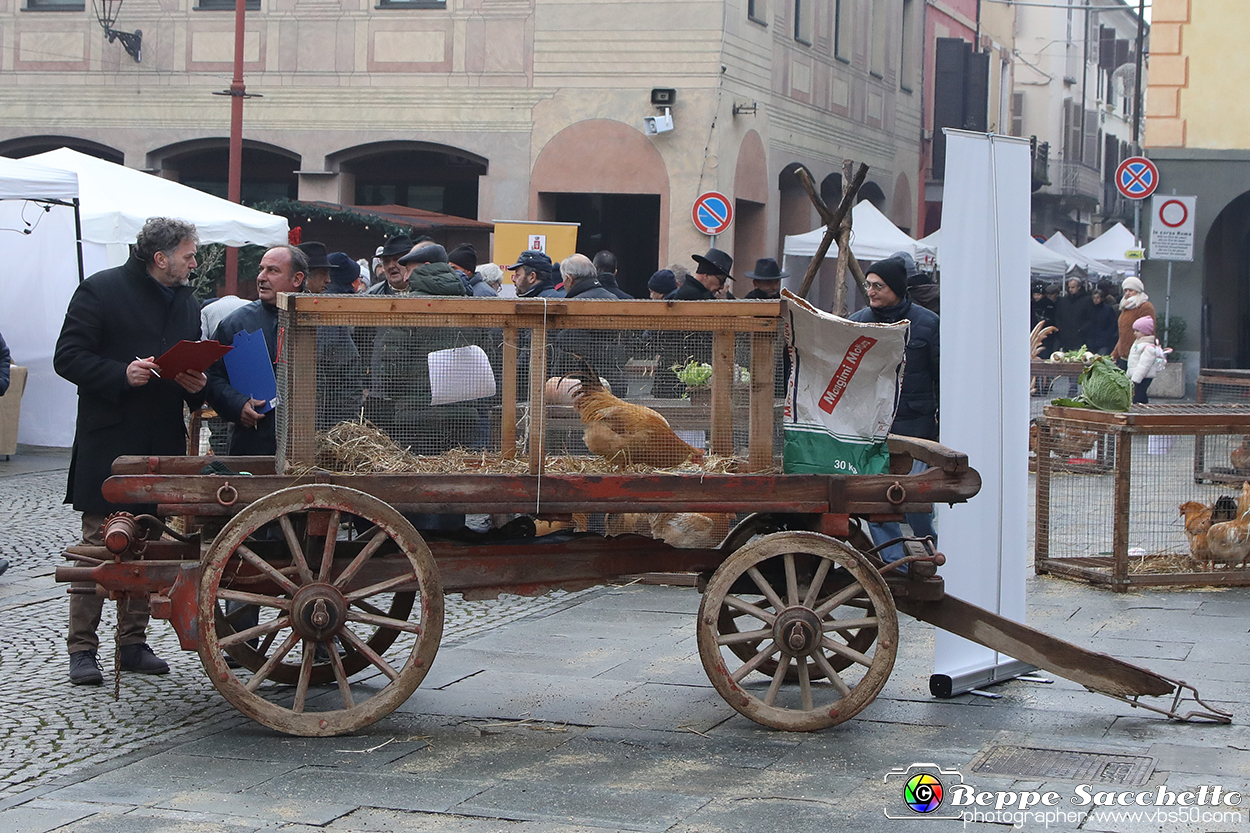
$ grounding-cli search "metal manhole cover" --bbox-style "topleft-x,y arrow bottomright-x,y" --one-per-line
970,745 -> 1155,786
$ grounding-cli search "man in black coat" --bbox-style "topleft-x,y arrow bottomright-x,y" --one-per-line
591,250 -> 634,299
849,256 -> 940,555
550,254 -> 629,395
655,248 -> 733,398
206,245 -> 308,456
54,217 -> 206,685
1054,277 -> 1095,351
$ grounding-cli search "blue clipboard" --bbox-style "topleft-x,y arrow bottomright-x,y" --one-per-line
222,329 -> 279,413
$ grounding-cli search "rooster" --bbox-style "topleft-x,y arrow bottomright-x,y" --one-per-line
1230,436 -> 1250,474
1178,501 -> 1214,564
569,359 -> 705,468
1205,482 -> 1250,569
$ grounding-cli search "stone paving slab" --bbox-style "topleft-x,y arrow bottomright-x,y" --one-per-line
0,800 -> 98,833
175,730 -> 430,769
453,780 -> 710,833
243,768 -> 487,814
158,790 -> 356,826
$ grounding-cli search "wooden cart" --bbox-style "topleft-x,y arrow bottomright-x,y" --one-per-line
55,297 -> 1229,736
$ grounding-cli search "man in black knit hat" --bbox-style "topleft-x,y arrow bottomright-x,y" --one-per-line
849,255 -> 940,554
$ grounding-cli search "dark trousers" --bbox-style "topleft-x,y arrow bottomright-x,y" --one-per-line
1133,378 -> 1152,405
67,512 -> 150,654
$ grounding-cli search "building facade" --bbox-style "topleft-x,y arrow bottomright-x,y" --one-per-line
0,0 -> 923,296
1012,0 -> 1145,244
1145,0 -> 1250,369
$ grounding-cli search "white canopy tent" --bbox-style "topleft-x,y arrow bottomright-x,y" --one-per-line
781,202 -> 918,311
0,157 -> 83,447
915,229 -> 1068,279
1077,222 -> 1138,271
1,149 -> 290,447
781,201 -> 919,261
1043,230 -> 1118,276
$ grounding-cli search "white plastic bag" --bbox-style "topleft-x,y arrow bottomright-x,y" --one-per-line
781,291 -> 907,475
428,345 -> 496,405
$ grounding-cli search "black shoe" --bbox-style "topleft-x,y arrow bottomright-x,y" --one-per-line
69,650 -> 104,685
0,557 -> 9,576
118,643 -> 170,675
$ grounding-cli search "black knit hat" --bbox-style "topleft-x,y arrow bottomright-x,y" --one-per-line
866,256 -> 908,300
448,243 -> 477,273
647,269 -> 678,295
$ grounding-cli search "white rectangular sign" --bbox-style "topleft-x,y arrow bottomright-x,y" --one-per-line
1149,195 -> 1196,261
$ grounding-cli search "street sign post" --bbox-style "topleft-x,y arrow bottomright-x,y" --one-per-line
692,191 -> 733,236
1149,192 -> 1196,349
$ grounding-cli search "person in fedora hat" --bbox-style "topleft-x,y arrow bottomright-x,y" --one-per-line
743,257 -> 788,299
366,234 -> 415,294
671,247 -> 733,300
298,241 -> 333,294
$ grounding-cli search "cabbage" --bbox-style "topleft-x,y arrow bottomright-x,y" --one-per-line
1052,356 -> 1131,412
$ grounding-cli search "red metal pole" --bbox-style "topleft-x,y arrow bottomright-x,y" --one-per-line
223,0 -> 247,296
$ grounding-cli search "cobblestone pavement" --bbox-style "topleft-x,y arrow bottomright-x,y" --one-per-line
0,465 -> 601,802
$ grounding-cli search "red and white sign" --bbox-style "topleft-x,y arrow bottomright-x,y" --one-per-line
1149,195 -> 1196,262
527,234 -> 547,253
1115,156 -> 1159,200
692,191 -> 733,236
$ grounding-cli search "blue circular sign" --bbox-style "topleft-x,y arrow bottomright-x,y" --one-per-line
692,191 -> 733,235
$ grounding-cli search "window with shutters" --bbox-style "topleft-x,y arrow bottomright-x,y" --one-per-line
794,0 -> 813,45
1011,92 -> 1025,137
834,0 -> 851,61
870,0 -> 888,78
900,0 -> 917,90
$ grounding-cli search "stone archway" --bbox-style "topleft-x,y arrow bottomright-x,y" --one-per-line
330,141 -> 488,218
0,135 -> 122,163
733,130 -> 769,283
1203,191 -> 1250,367
531,119 -> 670,296
149,139 -> 300,204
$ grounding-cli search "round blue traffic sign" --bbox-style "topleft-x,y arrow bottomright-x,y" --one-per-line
692,191 -> 733,235
1115,157 -> 1159,200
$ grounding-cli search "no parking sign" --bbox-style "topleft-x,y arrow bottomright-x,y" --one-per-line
692,191 -> 733,236
1149,195 -> 1196,261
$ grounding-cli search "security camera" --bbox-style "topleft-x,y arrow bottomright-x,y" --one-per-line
643,107 -> 674,136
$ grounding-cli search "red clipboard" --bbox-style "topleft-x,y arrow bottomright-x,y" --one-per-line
153,340 -> 233,378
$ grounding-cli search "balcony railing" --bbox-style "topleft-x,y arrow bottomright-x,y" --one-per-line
1052,159 -> 1101,203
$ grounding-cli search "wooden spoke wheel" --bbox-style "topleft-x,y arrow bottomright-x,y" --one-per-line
717,516 -> 878,679
698,531 -> 897,731
198,485 -> 443,737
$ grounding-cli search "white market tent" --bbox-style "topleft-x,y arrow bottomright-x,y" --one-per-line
1043,230 -> 1118,276
916,229 -> 1069,279
781,200 -> 919,261
1,148 -> 290,447
0,157 -> 83,447
1077,222 -> 1138,271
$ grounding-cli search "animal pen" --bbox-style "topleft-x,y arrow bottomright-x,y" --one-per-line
56,296 -> 1230,737
1035,403 -> 1250,590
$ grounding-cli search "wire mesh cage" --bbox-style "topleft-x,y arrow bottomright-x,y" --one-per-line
1035,403 -> 1250,590
274,295 -> 784,480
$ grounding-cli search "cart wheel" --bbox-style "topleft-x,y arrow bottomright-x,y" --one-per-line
698,531 -> 897,731
198,484 -> 443,737
717,516 -> 878,679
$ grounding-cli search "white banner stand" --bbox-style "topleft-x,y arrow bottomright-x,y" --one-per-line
931,130 -> 1034,697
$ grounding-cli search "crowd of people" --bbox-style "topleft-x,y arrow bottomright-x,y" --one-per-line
1031,275 -> 1155,364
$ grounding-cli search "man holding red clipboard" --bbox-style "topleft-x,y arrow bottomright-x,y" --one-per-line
54,217 -> 208,686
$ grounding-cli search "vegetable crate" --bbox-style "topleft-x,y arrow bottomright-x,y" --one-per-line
1035,403 -> 1250,590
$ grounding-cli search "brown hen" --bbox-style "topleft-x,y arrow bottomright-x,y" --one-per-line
570,366 -> 704,468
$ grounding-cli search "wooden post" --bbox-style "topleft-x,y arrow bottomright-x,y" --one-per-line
1034,420 -> 1052,573
831,158 -> 855,315
796,163 -> 868,299
527,326 -> 548,475
1112,426 -> 1132,591
501,322 -> 518,459
748,330 -> 777,471
281,300 -> 317,472
710,330 -> 734,457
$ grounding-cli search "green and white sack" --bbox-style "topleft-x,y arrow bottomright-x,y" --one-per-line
781,291 -> 907,475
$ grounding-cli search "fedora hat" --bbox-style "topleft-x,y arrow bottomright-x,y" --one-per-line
398,242 -> 449,266
297,241 -> 332,270
379,234 -> 414,259
691,247 -> 733,277
744,257 -> 788,281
